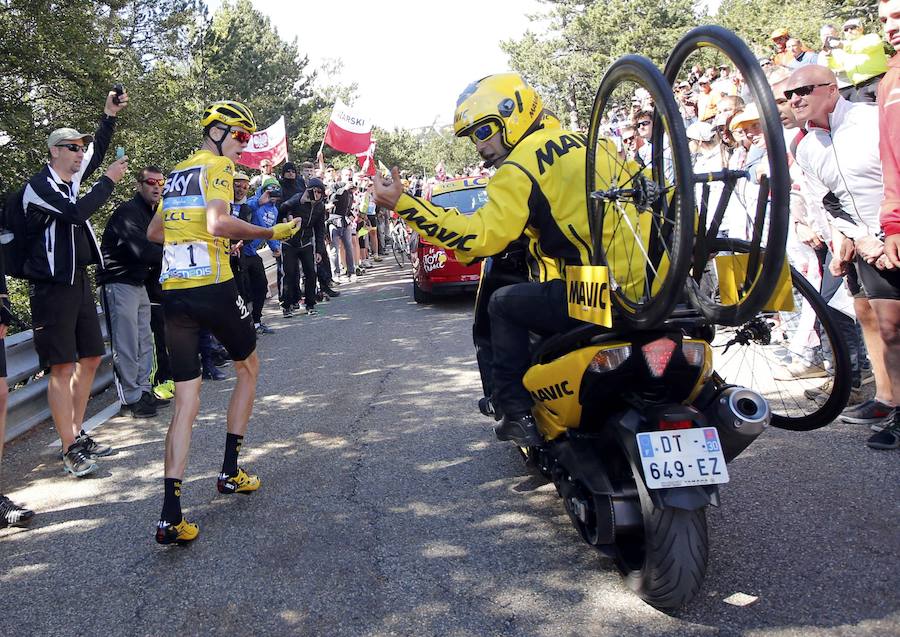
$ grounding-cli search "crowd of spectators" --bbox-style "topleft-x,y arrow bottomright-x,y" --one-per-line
1,8 -> 897,530
596,9 -> 899,452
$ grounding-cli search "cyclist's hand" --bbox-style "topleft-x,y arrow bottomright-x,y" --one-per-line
373,166 -> 403,211
884,234 -> 900,269
106,156 -> 129,183
271,219 -> 300,240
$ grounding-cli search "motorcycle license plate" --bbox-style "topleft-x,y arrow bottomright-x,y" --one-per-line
636,428 -> 729,489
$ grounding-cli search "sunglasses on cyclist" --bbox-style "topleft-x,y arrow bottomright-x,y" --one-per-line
783,83 -> 833,99
140,177 -> 166,186
56,143 -> 87,153
468,121 -> 501,143
230,128 -> 252,144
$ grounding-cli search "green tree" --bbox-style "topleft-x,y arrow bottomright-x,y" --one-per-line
502,0 -> 699,130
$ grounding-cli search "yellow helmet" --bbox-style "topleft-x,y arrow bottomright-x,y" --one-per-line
453,73 -> 543,149
200,100 -> 258,133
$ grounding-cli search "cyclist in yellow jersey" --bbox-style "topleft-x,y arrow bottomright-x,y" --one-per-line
373,74 -> 598,447
146,100 -> 299,544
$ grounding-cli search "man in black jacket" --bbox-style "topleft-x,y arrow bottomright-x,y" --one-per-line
22,89 -> 129,477
278,178 -> 338,316
97,165 -> 167,419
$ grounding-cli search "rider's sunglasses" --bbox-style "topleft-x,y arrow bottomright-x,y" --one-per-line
468,121 -> 501,143
230,128 -> 252,144
140,177 -> 166,186
783,83 -> 833,99
56,143 -> 86,153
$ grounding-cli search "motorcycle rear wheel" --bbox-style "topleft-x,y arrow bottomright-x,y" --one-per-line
617,503 -> 709,611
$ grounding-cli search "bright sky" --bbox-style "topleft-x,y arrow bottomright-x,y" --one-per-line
207,0 -> 546,130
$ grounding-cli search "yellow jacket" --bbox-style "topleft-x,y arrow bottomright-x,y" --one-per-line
826,34 -> 889,85
394,127 -> 595,282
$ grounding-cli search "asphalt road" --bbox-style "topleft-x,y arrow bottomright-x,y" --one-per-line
1,263 -> 898,636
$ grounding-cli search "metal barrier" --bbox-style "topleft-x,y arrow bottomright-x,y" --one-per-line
3,248 -> 278,444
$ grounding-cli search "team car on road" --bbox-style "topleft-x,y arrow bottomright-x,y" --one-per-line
411,176 -> 488,303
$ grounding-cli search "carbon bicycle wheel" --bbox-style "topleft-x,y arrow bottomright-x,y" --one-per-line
663,25 -> 790,326
706,239 -> 851,431
586,55 -> 695,329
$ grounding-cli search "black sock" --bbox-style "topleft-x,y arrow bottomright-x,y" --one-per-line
161,478 -> 183,525
222,433 -> 243,477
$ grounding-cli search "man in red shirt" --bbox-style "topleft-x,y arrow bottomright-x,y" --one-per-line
871,0 -> 900,448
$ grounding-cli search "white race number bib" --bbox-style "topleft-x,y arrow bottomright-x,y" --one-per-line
160,242 -> 212,281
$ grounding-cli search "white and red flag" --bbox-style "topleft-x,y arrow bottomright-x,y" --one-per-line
238,116 -> 288,169
324,99 -> 372,155
356,140 -> 377,176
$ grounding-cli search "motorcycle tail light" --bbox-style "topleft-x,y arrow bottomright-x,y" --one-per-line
588,344 -> 631,373
659,419 -> 693,430
683,340 -> 711,367
641,337 -> 677,377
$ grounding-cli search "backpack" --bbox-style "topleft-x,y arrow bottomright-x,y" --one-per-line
0,187 -> 29,279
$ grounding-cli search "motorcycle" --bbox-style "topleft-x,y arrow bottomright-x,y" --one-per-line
473,251 -> 771,611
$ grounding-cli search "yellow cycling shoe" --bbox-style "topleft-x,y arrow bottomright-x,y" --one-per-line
155,517 -> 199,545
216,467 -> 260,495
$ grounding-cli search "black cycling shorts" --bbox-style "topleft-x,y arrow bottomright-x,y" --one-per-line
162,279 -> 256,382
30,269 -> 106,368
0,341 -> 6,378
854,255 -> 900,301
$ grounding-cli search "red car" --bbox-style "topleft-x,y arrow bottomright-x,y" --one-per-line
412,176 -> 488,303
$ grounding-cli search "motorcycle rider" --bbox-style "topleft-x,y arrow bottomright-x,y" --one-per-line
373,73 -> 599,447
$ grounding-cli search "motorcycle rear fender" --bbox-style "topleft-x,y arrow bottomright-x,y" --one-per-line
553,438 -> 615,495
612,409 -> 720,511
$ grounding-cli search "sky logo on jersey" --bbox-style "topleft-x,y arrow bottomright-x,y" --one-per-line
163,166 -> 205,211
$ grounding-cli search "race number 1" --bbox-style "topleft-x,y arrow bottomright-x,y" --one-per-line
161,242 -> 212,281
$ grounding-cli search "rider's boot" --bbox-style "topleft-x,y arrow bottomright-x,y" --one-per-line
494,413 -> 542,446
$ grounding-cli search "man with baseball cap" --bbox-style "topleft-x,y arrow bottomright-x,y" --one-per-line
21,88 -> 130,477
821,17 -> 889,102
771,28 -> 795,67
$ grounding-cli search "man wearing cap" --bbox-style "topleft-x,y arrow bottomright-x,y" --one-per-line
21,89 -> 130,477
96,165 -> 168,419
771,28 -> 795,67
822,18 -> 889,102
696,75 -> 720,122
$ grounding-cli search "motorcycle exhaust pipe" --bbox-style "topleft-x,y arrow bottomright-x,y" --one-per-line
701,386 -> 770,462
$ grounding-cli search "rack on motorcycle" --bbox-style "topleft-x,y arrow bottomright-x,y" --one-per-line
474,26 -> 852,612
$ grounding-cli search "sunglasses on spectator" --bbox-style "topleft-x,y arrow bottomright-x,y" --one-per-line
622,136 -> 636,143
56,143 -> 86,153
783,83 -> 833,99
468,121 -> 501,143
140,177 -> 166,186
636,120 -> 652,128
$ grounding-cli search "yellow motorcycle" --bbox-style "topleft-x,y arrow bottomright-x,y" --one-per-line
474,27 -> 851,610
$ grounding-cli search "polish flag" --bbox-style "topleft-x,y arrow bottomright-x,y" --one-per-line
324,100 -> 372,155
356,140 -> 376,176
238,116 -> 288,169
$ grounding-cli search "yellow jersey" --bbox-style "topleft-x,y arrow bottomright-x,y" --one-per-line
159,149 -> 235,290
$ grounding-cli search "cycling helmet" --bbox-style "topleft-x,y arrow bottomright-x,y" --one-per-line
200,100 -> 258,133
453,73 -> 543,149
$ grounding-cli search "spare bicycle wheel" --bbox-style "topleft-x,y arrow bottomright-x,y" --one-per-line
586,54 -> 694,329
664,25 -> 790,326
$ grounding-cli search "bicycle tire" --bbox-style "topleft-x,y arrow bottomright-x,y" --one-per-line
708,238 -> 851,431
663,26 -> 790,326
392,239 -> 404,267
586,55 -> 695,329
